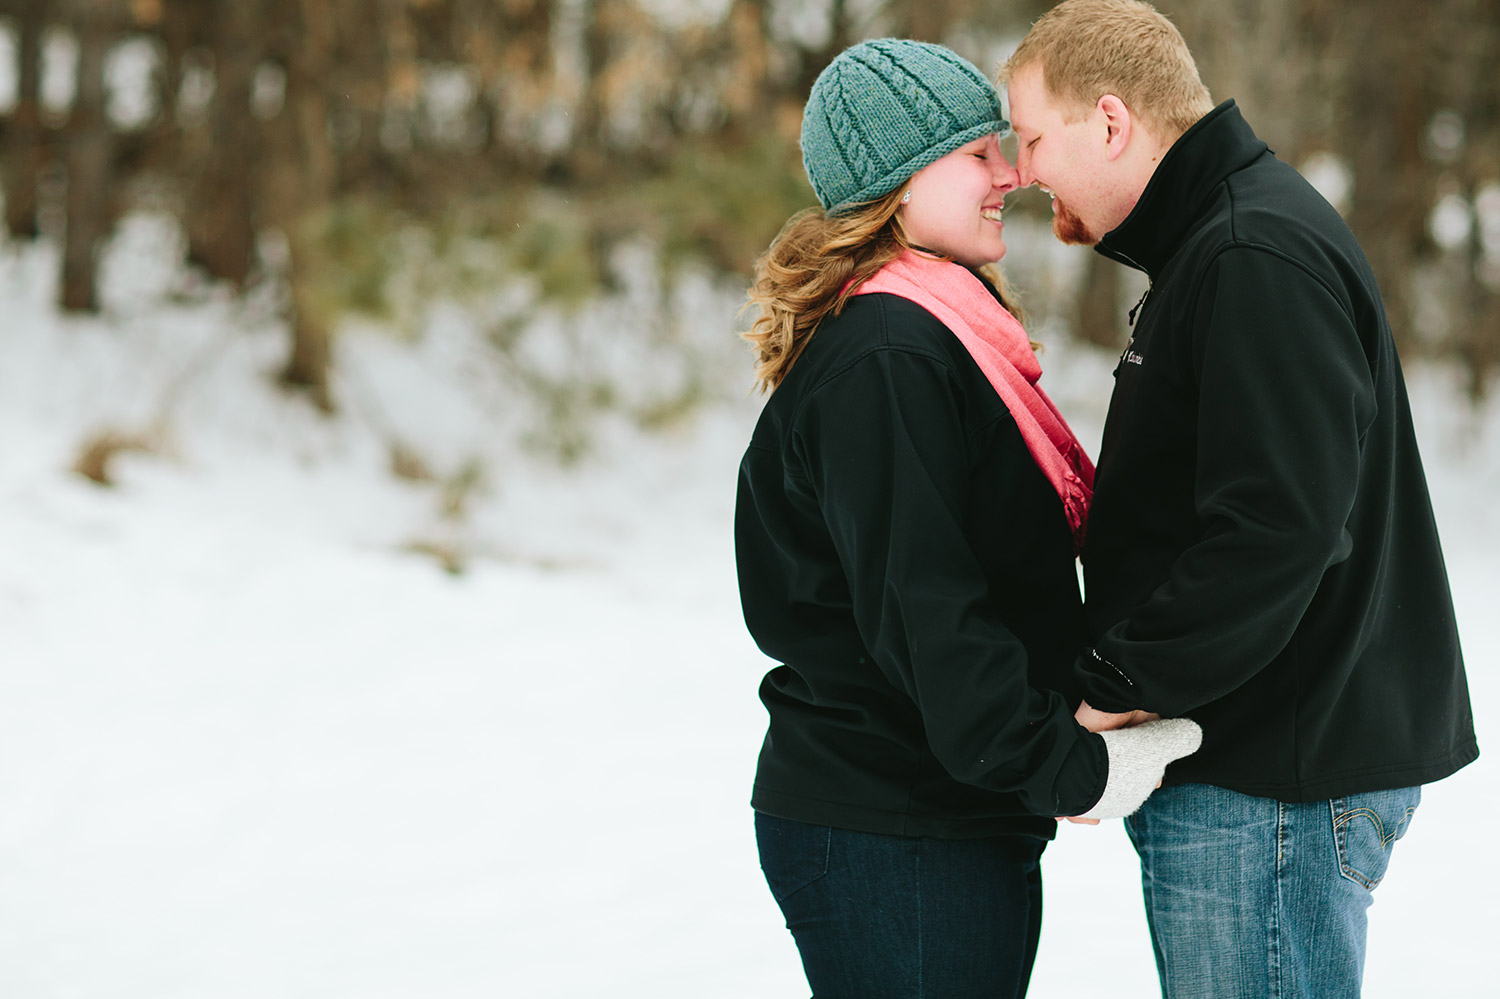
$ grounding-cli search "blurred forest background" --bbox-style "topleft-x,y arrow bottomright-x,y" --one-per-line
0,0 -> 1496,436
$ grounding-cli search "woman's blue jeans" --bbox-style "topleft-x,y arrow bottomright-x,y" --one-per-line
755,812 -> 1046,999
1125,782 -> 1421,999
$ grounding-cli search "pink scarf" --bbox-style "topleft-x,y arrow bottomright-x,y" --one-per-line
854,251 -> 1094,553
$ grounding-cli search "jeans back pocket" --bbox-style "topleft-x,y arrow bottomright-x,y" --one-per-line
755,812 -> 832,902
1331,785 -> 1421,890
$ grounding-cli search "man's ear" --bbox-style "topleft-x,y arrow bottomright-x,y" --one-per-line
1098,94 -> 1132,162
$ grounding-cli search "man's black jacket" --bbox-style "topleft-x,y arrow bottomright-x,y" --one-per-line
1080,102 -> 1477,800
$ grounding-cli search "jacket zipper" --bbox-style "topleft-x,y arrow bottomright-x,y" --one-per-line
1106,248 -> 1153,375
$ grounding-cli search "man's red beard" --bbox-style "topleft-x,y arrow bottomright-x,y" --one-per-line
1051,198 -> 1096,245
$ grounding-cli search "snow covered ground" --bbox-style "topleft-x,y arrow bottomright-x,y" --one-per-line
0,225 -> 1494,998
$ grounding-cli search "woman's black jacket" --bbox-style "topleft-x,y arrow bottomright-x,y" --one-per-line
736,289 -> 1107,837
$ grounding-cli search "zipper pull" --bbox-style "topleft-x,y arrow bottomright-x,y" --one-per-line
1127,286 -> 1151,327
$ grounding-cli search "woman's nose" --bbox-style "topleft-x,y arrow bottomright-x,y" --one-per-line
994,151 -> 1020,194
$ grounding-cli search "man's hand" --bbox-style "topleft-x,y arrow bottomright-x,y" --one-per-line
1076,699 -> 1159,733
1064,718 -> 1204,822
1058,701 -> 1169,825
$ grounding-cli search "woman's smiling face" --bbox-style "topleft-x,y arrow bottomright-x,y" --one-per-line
898,134 -> 1019,267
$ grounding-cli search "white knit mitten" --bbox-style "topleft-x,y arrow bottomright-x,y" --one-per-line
1076,718 -> 1203,820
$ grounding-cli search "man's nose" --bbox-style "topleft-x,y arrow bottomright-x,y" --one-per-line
1014,148 -> 1035,188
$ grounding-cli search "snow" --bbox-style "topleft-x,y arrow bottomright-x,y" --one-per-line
1,222 -> 1495,998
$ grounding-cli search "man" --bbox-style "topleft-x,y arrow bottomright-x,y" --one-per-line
1001,2 -> 1478,997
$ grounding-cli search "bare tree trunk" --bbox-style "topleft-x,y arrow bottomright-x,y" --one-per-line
574,0 -> 626,179
1338,1 -> 1433,354
61,0 -> 117,313
1458,209 -> 1500,400
262,0 -> 339,412
895,0 -> 972,43
331,0 -> 397,193
184,0 -> 259,286
1440,0 -> 1500,397
791,0 -> 854,97
1173,0 -> 1314,155
3,0 -> 46,240
281,217 -> 335,411
1074,252 -> 1126,348
715,0 -> 773,144
150,0 -> 193,128
476,0 -> 552,170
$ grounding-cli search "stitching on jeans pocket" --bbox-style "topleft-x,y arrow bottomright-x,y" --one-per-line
763,823 -> 832,902
1332,792 -> 1418,890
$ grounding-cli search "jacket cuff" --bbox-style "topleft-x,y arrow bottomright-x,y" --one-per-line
1075,647 -> 1145,713
1047,728 -> 1110,817
1075,730 -> 1110,816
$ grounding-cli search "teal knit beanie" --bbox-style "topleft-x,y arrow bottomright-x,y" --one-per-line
800,38 -> 1009,215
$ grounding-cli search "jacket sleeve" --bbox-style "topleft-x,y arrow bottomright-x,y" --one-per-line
794,344 -> 1105,817
1080,248 -> 1376,715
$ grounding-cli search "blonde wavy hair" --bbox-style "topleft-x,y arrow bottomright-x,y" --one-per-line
743,188 -> 1025,393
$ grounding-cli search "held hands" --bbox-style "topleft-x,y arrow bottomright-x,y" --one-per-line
1075,700 -> 1160,733
1061,702 -> 1202,824
1061,699 -> 1161,824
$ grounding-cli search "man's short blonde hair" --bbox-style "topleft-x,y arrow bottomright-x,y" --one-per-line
1000,0 -> 1214,141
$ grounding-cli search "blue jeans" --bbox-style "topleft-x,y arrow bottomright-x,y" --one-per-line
1125,783 -> 1421,999
755,812 -> 1046,998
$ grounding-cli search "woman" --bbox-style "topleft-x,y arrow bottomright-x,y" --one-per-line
735,38 -> 1200,997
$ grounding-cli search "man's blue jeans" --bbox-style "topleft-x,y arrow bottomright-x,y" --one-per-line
755,812 -> 1046,998
1125,782 -> 1421,999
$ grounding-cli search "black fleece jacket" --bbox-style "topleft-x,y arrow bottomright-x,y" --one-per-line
1079,102 -> 1477,800
736,288 -> 1108,837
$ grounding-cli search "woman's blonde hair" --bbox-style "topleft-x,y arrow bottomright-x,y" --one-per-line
743,188 -> 1025,393
999,0 -> 1214,142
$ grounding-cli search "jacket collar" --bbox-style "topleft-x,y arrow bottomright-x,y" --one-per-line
1095,101 -> 1268,277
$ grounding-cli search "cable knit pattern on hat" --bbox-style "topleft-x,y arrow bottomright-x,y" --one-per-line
801,38 -> 1009,214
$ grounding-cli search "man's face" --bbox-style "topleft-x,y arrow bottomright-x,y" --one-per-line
1007,64 -> 1127,246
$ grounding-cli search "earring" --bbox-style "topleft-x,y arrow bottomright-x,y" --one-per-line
901,189 -> 911,204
